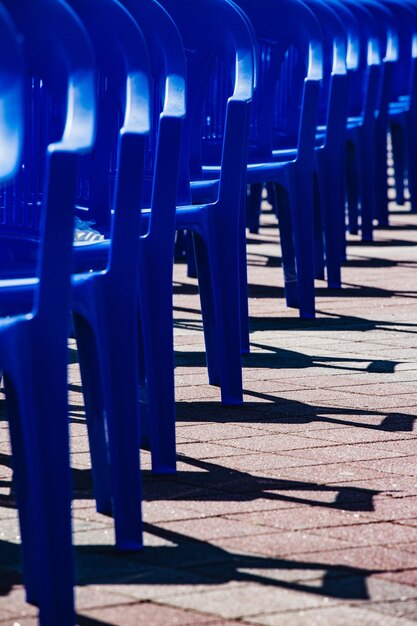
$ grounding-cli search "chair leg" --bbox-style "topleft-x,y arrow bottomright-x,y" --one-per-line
95,296 -> 143,551
6,345 -> 74,626
274,182 -> 299,309
319,152 -> 342,289
359,127 -> 375,242
247,182 -> 262,234
375,123 -> 389,226
138,255 -> 176,474
73,312 -> 112,515
197,222 -> 243,405
390,121 -> 405,205
406,114 -> 417,213
339,144 -> 347,263
292,166 -> 316,318
193,232 -> 221,386
346,139 -> 359,235
239,184 -> 250,355
186,231 -> 198,278
313,171 -> 325,282
4,373 -> 40,606
266,182 -> 275,208
137,311 -> 150,448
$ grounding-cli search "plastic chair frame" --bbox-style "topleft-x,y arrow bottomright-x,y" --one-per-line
0,0 -> 95,623
159,0 -> 254,404
64,0 -> 152,551
120,0 -> 186,475
226,0 -> 323,319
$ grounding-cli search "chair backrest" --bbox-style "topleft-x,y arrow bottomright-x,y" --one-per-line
65,0 -> 152,277
328,0 -> 381,120
159,0 -> 255,207
363,0 -> 399,63
227,0 -> 258,91
303,0 -> 348,130
233,0 -> 323,163
0,5 -> 23,184
323,0 -> 360,74
361,0 -> 399,121
1,0 -> 96,318
378,0 -> 417,102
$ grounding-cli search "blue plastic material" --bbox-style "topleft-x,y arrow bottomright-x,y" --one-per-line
329,0 -> 382,242
0,0 -> 96,624
158,0 -> 254,403
361,0 -> 399,229
228,0 -> 323,319
382,0 -> 417,213
300,0 -> 349,290
120,0 -> 186,475
64,0 -> 152,551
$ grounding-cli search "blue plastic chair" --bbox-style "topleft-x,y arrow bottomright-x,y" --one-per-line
228,0 -> 323,319
63,0 -> 152,551
244,0 -> 348,290
361,0 -> 399,229
295,0 -> 349,290
327,0 -> 381,242
0,0 -> 96,623
158,0 -> 255,403
120,0 -> 186,475
382,0 -> 417,213
317,0 -> 358,263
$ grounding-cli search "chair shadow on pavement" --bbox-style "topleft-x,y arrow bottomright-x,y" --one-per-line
74,520 -> 375,600
245,280 -> 417,300
175,308 -> 415,372
248,312 -> 417,334
176,392 -> 417,433
0,430 -> 404,625
175,344 -> 401,374
0,517 -> 382,626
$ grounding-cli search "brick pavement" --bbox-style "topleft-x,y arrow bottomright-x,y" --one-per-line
1,205 -> 417,625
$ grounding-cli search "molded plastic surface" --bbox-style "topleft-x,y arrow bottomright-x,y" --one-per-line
0,1 -> 96,624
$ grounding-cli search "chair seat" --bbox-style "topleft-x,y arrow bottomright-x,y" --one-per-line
389,101 -> 409,116
72,239 -> 109,273
0,312 -> 32,332
346,115 -> 363,129
0,277 -> 37,316
202,158 -> 291,184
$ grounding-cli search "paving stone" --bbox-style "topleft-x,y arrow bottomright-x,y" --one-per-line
285,444 -> 410,464
153,581 -> 340,620
326,475 -> 417,496
251,604 -> 417,626
157,517 -> 269,542
267,463 -> 387,485
0,585 -> 37,621
364,599 -> 417,620
188,452 -> 318,473
356,457 -> 417,477
213,434 -> 334,454
213,530 -> 352,559
309,427 -> 416,444
359,495 -> 417,522
184,497 -> 300,518
79,601 -> 224,625
292,546 -> 417,573
223,507 -> 371,532
376,570 -> 417,588
313,522 -> 417,547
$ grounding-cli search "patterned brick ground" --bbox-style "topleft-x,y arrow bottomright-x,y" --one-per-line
1,204 -> 417,625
